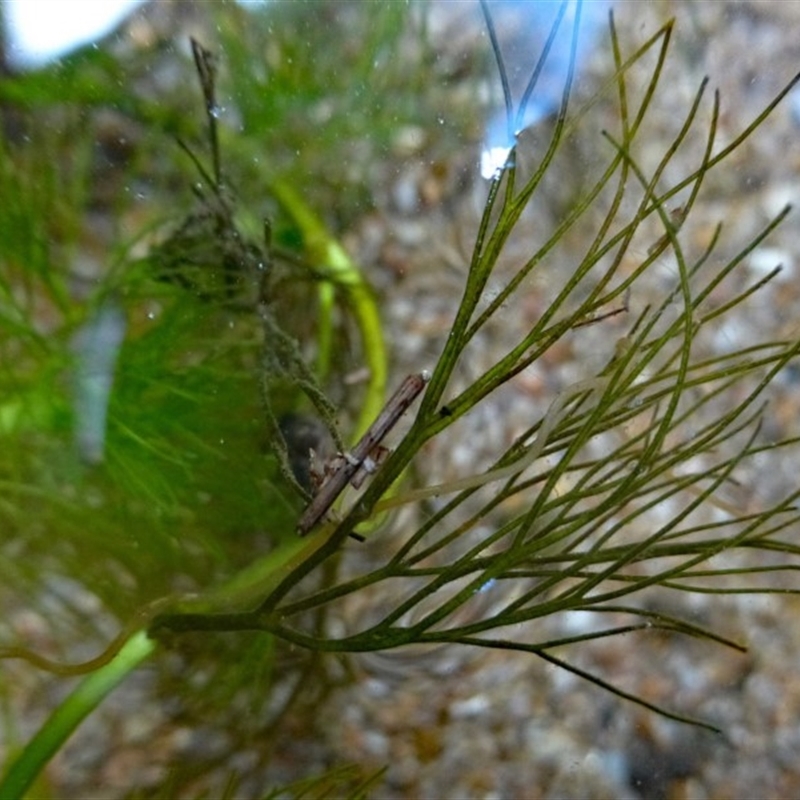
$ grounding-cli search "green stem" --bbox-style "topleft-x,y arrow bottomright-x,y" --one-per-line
0,630 -> 156,800
270,178 -> 387,437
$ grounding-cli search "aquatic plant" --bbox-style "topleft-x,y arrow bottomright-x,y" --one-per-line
2,1 -> 800,795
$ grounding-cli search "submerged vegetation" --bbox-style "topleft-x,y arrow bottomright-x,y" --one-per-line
1,1 -> 800,795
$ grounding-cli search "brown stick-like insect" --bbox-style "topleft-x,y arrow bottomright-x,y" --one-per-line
296,372 -> 430,536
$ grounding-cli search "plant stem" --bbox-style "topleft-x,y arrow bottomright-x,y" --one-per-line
0,630 -> 156,800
